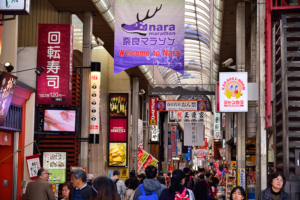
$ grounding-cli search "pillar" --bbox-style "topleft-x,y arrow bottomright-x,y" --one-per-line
131,77 -> 139,172
80,12 -> 93,168
236,2 -> 246,188
225,113 -> 231,161
164,113 -> 169,173
12,132 -> 19,200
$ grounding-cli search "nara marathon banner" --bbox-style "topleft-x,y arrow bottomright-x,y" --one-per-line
114,0 -> 185,75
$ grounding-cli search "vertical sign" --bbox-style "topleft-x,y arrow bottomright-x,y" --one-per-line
171,125 -> 177,157
187,146 -> 191,162
26,154 -> 41,180
168,145 -> 172,162
219,72 -> 248,112
222,113 -> 225,128
36,24 -> 73,105
114,0 -> 185,75
150,125 -> 159,142
184,122 -> 204,146
177,141 -> 182,155
90,70 -> 100,136
0,72 -> 17,125
238,168 -> 246,190
216,82 -> 220,112
214,110 -> 221,131
149,98 -> 157,125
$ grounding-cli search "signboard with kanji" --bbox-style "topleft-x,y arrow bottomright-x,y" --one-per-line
184,122 -> 204,146
171,125 -> 177,157
26,154 -> 41,180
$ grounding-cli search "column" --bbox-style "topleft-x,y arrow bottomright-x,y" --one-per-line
225,113 -> 231,161
236,2 -> 246,188
12,132 -> 19,200
80,12 -> 93,168
164,113 -> 169,173
131,77 -> 139,172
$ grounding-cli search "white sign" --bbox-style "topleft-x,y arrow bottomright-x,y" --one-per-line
169,111 -> 175,120
219,72 -> 248,112
150,125 -> 159,142
0,0 -> 30,14
177,141 -> 182,155
27,158 -> 41,178
168,111 -> 204,123
214,112 -> 221,131
239,168 -> 246,190
214,131 -> 222,140
179,162 -> 186,170
138,119 -> 143,149
90,72 -> 100,134
184,122 -> 204,146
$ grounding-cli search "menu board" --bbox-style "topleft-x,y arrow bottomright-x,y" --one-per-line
43,152 -> 67,184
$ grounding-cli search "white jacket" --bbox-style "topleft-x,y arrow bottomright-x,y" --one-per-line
111,177 -> 126,200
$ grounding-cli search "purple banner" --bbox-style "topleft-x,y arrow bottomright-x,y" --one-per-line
114,0 -> 185,75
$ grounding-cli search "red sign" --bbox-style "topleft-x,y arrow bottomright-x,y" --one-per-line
36,24 -> 73,105
109,118 -> 127,142
216,82 -> 220,112
26,154 -> 41,180
171,125 -> 177,157
196,138 -> 207,150
0,131 -> 12,146
149,98 -> 157,125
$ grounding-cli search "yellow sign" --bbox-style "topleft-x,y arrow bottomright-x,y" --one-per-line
120,167 -> 128,179
231,161 -> 236,169
140,152 -> 149,163
238,169 -> 240,186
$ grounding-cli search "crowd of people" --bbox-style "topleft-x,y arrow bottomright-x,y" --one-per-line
24,166 -> 290,200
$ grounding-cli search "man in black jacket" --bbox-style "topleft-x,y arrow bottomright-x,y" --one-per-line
193,174 -> 208,200
70,168 -> 93,200
183,167 -> 195,190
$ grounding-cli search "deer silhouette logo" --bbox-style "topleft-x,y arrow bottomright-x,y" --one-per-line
121,4 -> 162,36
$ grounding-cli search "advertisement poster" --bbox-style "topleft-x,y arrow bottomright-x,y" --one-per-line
36,24 -> 73,105
43,109 -> 76,132
43,152 -> 67,184
157,100 -> 207,111
120,167 -> 129,179
109,94 -> 128,118
219,72 -> 248,112
238,168 -> 246,189
109,143 -> 127,166
142,155 -> 158,169
90,70 -> 100,134
109,118 -> 127,142
108,170 -> 114,178
114,0 -> 185,75
26,154 -> 41,180
149,98 -> 157,125
171,125 -> 177,157
137,149 -> 150,172
184,122 -> 204,146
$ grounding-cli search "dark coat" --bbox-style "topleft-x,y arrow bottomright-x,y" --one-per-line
158,184 -> 190,200
24,178 -> 55,200
193,180 -> 207,200
184,175 -> 195,189
258,187 -> 290,200
69,184 -> 93,200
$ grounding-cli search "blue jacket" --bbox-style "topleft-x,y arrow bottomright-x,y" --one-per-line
133,179 -> 167,200
258,187 -> 289,200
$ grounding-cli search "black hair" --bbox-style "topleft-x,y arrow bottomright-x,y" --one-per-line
113,170 -> 120,176
268,171 -> 286,188
145,166 -> 157,179
38,168 -> 45,176
211,177 -> 219,187
183,167 -> 190,174
230,186 -> 246,200
199,174 -> 205,180
128,178 -> 140,190
71,168 -> 87,183
169,169 -> 185,193
130,171 -> 136,178
157,175 -> 166,185
167,173 -> 171,177
198,168 -> 205,172
91,176 -> 119,200
206,173 -> 212,178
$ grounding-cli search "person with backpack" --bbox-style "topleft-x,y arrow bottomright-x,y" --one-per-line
111,170 -> 126,200
183,167 -> 195,190
133,166 -> 167,200
193,174 -> 213,200
125,177 -> 140,200
159,169 -> 195,200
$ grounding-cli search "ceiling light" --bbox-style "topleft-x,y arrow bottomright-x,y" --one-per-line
4,62 -> 14,72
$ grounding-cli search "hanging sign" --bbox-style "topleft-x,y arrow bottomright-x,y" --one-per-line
219,72 -> 248,112
214,130 -> 222,140
168,145 -> 172,162
214,111 -> 221,131
238,168 -> 246,190
157,100 -> 207,111
222,113 -> 225,128
177,141 -> 182,155
26,154 -> 41,180
137,149 -> 149,172
219,148 -> 225,157
0,0 -> 30,15
184,122 -> 204,146
90,70 -> 100,136
171,125 -> 177,157
149,98 -> 157,125
150,125 -> 159,142
114,0 -> 185,75
0,72 -> 18,126
36,24 -> 73,105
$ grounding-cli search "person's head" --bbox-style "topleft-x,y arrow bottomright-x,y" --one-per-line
90,176 -> 119,200
38,168 -> 50,181
212,170 -> 217,176
199,174 -> 205,180
230,186 -> 246,200
131,170 -> 136,176
212,177 -> 219,187
167,172 -> 171,177
268,171 -> 286,190
130,171 -> 136,178
169,170 -> 186,193
62,181 -> 73,200
71,169 -> 87,188
199,168 -> 205,174
183,167 -> 190,175
113,170 -> 120,178
157,175 -> 166,185
87,174 -> 94,186
128,178 -> 140,190
145,166 -> 157,179
138,173 -> 146,180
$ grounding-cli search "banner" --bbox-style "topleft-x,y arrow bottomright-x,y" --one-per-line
150,125 -> 159,142
109,118 -> 127,142
238,168 -> 246,190
142,155 -> 158,169
219,148 -> 225,157
171,125 -> 177,157
168,145 -> 172,162
36,24 -> 73,105
149,98 -> 157,125
184,122 -> 204,146
169,111 -> 204,123
137,149 -> 150,172
114,0 -> 185,75
26,154 -> 41,180
219,72 -> 248,112
157,100 -> 207,111
90,70 -> 100,135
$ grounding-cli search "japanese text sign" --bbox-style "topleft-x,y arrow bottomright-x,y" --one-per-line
109,118 -> 127,142
26,154 -> 41,180
36,24 -> 73,105
114,0 -> 185,75
184,122 -> 204,146
150,125 -> 159,142
168,145 -> 172,162
90,71 -> 100,135
0,0 -> 30,15
219,72 -> 248,112
171,125 -> 177,157
43,152 -> 67,184
149,98 -> 157,125
0,72 -> 17,125
157,100 -> 207,111
138,149 -> 149,172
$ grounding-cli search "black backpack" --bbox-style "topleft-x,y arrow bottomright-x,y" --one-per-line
114,179 -> 121,199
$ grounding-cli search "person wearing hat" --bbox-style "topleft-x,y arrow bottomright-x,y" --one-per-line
111,170 -> 126,200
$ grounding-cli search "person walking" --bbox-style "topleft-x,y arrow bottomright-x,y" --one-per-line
62,181 -> 73,200
125,177 -> 140,200
159,169 -> 195,200
193,174 -> 212,200
258,171 -> 290,200
229,186 -> 246,200
89,176 -> 119,200
24,168 -> 55,200
133,166 -> 167,200
125,171 -> 137,187
69,168 -> 93,200
183,167 -> 195,190
195,168 -> 205,183
87,174 -> 94,186
111,170 -> 126,200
